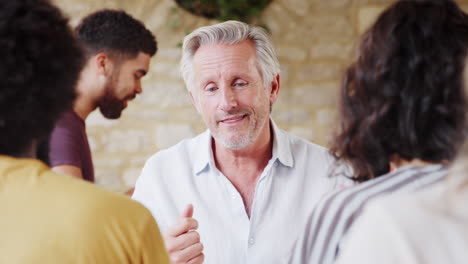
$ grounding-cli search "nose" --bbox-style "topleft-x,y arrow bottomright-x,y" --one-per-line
135,81 -> 143,94
219,86 -> 238,111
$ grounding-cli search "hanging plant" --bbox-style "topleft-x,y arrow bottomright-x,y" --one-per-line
174,0 -> 272,23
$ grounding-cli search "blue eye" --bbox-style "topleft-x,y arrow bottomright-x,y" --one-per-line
206,87 -> 218,92
234,82 -> 247,87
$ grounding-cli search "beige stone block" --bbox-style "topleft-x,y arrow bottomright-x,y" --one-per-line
307,15 -> 354,41
86,111 -> 119,127
93,157 -> 125,168
103,129 -> 153,152
262,4 -> 283,35
94,169 -> 124,192
172,108 -> 203,123
87,136 -> 100,152
278,0 -> 310,17
191,123 -> 208,136
119,98 -> 159,119
143,0 -> 176,31
272,108 -> 311,125
277,46 -> 308,62
298,63 -> 343,82
273,83 -> 291,108
139,81 -> 192,108
117,0 -> 159,20
461,4 -> 468,13
279,65 -> 290,84
290,82 -> 339,106
281,25 -> 310,44
316,108 -> 338,125
125,108 -> 170,121
156,124 -> 195,149
358,6 -> 386,34
153,61 -> 181,79
354,0 -> 393,4
288,126 -> 316,142
130,156 -> 152,167
310,42 -> 354,60
52,1 -> 91,26
157,47 -> 182,61
312,0 -> 351,9
122,167 -> 142,188
312,126 -> 333,147
263,3 -> 296,39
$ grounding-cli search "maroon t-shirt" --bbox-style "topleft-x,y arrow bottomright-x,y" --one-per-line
48,110 -> 94,182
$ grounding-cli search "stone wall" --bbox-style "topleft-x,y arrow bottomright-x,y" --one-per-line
52,0 -> 468,192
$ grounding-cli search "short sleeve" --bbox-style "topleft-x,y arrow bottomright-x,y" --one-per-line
48,116 -> 82,168
139,214 -> 170,264
132,155 -> 169,232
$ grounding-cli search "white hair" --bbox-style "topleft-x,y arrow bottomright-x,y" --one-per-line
180,20 -> 280,92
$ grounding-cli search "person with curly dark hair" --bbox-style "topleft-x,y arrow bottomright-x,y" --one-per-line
289,1 -> 468,263
42,9 -> 157,184
0,0 -> 168,263
336,81 -> 468,264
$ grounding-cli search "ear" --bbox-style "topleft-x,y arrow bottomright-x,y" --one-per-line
389,154 -> 400,172
189,91 -> 201,114
269,74 -> 280,104
94,52 -> 113,77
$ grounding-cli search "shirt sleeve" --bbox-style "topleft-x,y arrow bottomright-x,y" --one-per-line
335,202 -> 415,264
288,192 -> 342,264
48,121 -> 82,168
132,155 -> 169,233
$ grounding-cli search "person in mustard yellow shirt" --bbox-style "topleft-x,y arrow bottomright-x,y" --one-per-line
0,0 -> 169,263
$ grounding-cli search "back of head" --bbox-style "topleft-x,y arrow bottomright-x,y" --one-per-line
180,20 -> 280,91
76,9 -> 157,60
0,0 -> 84,157
332,0 -> 468,181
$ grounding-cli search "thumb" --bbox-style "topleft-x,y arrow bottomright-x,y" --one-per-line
180,204 -> 193,218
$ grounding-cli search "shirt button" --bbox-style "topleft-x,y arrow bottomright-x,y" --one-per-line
231,192 -> 236,198
274,162 -> 279,167
248,237 -> 255,245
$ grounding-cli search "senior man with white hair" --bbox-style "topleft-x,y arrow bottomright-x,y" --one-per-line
133,20 -> 347,264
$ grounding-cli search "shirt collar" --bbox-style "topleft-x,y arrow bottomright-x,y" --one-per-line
270,119 -> 294,168
193,130 -> 213,175
192,119 -> 294,175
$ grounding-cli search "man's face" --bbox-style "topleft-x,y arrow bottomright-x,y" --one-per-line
190,40 -> 278,150
98,52 -> 151,119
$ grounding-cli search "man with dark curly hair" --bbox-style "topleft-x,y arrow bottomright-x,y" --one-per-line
289,0 -> 468,263
42,9 -> 157,183
0,0 -> 168,263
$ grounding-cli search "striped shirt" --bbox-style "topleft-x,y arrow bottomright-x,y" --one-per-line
289,164 -> 448,264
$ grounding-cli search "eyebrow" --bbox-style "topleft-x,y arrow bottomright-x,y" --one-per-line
199,74 -> 250,86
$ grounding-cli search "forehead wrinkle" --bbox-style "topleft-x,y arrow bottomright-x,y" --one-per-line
194,54 -> 258,85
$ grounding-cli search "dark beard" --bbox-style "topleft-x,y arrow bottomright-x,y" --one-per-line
98,73 -> 125,119
98,93 -> 124,119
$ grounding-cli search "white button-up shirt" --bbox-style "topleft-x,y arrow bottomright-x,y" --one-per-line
133,121 -> 347,264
